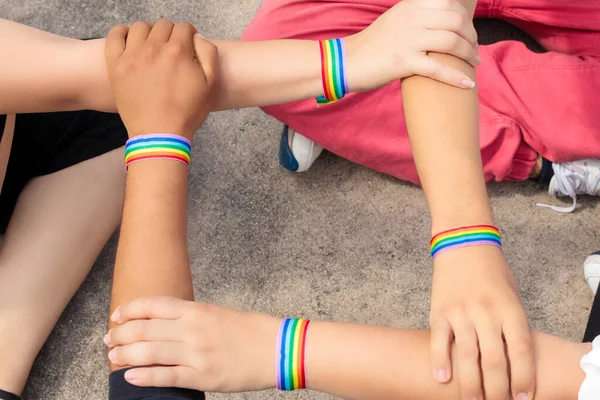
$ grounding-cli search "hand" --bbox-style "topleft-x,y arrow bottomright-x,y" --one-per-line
105,297 -> 280,392
430,246 -> 535,400
105,20 -> 218,140
347,0 -> 479,91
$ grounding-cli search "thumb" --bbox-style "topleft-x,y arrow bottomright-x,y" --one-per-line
193,34 -> 219,84
430,318 -> 454,383
105,24 -> 129,67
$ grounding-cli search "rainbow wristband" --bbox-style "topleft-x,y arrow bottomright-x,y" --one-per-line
430,224 -> 502,258
316,38 -> 349,104
276,318 -> 311,391
125,134 -> 191,170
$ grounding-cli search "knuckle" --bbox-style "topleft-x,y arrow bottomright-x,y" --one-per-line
452,12 -> 466,29
457,344 -> 478,360
146,297 -> 160,317
165,42 -> 186,57
114,59 -> 133,76
510,340 -> 533,359
460,384 -> 482,400
482,354 -> 506,373
194,302 -> 212,317
157,18 -> 174,27
448,33 -> 461,48
144,343 -> 157,364
440,0 -> 454,10
146,370 -> 158,386
133,321 -> 148,341
143,44 -> 160,61
448,305 -> 468,320
176,21 -> 195,32
170,368 -> 182,387
131,21 -> 150,31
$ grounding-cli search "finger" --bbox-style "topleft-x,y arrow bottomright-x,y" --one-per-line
112,297 -> 188,324
105,319 -> 182,347
420,30 -> 480,67
476,320 -> 510,400
108,341 -> 188,367
430,318 -> 453,383
124,366 -> 198,390
105,25 -> 129,65
452,320 -> 483,400
168,22 -> 198,59
192,34 -> 219,83
422,8 -> 478,45
147,19 -> 175,44
411,57 -> 476,89
124,21 -> 152,53
504,318 -> 536,400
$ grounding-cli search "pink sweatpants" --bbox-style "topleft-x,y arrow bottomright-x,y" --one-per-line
242,0 -> 600,184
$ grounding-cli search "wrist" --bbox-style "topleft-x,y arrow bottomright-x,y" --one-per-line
344,32 -> 370,93
252,313 -> 281,390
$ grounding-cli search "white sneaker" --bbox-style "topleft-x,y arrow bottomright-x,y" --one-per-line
278,125 -> 323,173
537,159 -> 600,213
584,252 -> 600,295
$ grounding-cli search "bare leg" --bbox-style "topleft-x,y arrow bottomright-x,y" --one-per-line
0,147 -> 124,395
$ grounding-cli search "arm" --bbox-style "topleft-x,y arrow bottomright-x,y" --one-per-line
105,299 -> 588,400
400,1 -> 535,400
104,21 -> 218,371
0,6 -> 479,114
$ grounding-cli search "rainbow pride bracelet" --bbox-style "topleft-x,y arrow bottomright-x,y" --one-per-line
430,224 -> 502,258
125,134 -> 191,170
316,38 -> 349,104
276,318 -> 311,391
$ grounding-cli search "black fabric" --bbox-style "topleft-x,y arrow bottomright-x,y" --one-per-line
531,157 -> 554,185
109,369 -> 205,400
584,286 -> 600,342
0,389 -> 20,400
0,110 -> 127,234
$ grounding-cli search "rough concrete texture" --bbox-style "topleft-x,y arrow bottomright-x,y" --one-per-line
1,1 -> 599,399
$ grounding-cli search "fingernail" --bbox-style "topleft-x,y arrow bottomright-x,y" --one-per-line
108,349 -> 117,362
475,55 -> 482,65
111,308 -> 120,323
103,333 -> 112,347
125,369 -> 138,383
433,369 -> 447,382
461,78 -> 476,89
516,393 -> 528,400
195,33 -> 204,38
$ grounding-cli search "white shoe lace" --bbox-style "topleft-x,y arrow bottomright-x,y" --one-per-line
537,161 -> 600,213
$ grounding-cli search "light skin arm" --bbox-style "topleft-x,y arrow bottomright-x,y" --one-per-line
105,298 -> 588,400
0,4 -> 480,115
400,1 -> 535,399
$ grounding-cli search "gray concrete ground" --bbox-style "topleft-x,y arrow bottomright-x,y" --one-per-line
1,1 -> 599,399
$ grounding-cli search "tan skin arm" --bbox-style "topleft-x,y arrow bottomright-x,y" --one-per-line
401,1 -> 536,400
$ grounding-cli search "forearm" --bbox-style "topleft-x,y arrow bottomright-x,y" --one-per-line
306,323 -> 586,400
400,0 -> 491,232
93,38 -> 326,111
0,18 -> 328,113
0,19 -> 112,114
109,162 -> 194,349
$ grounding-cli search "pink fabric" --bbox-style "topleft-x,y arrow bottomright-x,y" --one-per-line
241,0 -> 600,184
